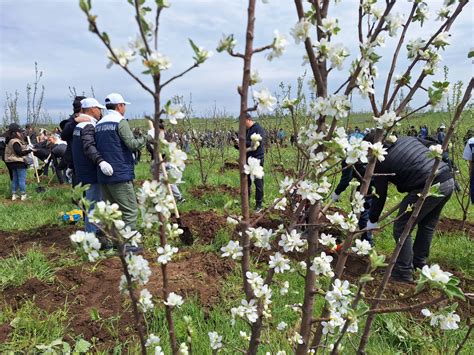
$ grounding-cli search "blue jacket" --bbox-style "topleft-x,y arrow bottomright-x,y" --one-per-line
95,110 -> 134,184
72,118 -> 101,184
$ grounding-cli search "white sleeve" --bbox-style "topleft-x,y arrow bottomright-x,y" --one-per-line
463,140 -> 473,161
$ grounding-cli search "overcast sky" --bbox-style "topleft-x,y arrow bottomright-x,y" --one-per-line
0,0 -> 472,122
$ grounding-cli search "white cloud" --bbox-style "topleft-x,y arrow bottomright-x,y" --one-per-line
0,0 -> 472,123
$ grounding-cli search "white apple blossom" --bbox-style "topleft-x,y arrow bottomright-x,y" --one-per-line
217,33 -> 236,53
319,17 -> 340,35
247,227 -> 273,250
277,321 -> 288,331
269,252 -> 291,273
386,13 -> 404,37
164,292 -> 184,307
439,312 -> 461,330
226,216 -> 240,226
291,18 -> 312,44
436,6 -> 452,21
239,331 -> 250,341
297,180 -> 324,204
253,88 -> 277,113
429,144 -> 444,158
325,279 -> 352,313
164,105 -> 185,124
370,142 -> 388,162
314,38 -> 331,61
231,299 -> 259,323
89,200 -> 122,225
279,176 -> 295,194
328,44 -> 350,70
319,233 -> 337,249
280,281 -> 289,295
352,239 -> 372,256
138,288 -> 154,312
267,30 -> 288,61
407,38 -> 426,59
327,212 -> 345,227
126,254 -> 152,285
246,271 -> 264,288
244,157 -> 264,181
273,197 -> 287,211
421,308 -> 432,317
208,331 -> 223,350
250,69 -> 262,86
70,231 -> 101,262
179,343 -> 189,355
279,229 -> 306,253
221,240 -> 243,260
310,252 -> 334,277
157,244 -> 178,264
289,332 -> 304,345
145,334 -> 161,347
119,227 -> 142,246
352,191 -> 365,214
432,32 -> 450,49
421,264 -> 452,284
143,51 -> 172,71
373,111 -> 400,129
107,47 -> 135,68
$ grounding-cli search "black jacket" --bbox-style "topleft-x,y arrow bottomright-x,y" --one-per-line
369,136 -> 452,222
246,122 -> 265,160
60,114 -> 77,168
81,124 -> 103,165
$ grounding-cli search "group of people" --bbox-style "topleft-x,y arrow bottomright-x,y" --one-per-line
1,97 -> 472,281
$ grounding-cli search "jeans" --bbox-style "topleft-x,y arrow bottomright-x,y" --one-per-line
12,168 -> 27,194
392,178 -> 454,279
247,158 -> 264,208
85,183 -> 102,234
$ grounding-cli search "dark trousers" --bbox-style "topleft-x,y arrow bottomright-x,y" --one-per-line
392,178 -> 454,278
247,158 -> 264,208
470,167 -> 474,203
358,196 -> 373,243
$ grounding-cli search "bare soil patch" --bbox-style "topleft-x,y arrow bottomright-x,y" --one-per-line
438,217 -> 474,237
1,251 -> 233,348
180,210 -> 228,244
0,225 -> 77,258
222,161 -> 239,170
188,184 -> 239,199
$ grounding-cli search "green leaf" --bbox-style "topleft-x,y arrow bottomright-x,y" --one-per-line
468,50 -> 474,58
355,302 -> 370,317
189,39 -> 200,55
415,279 -> 426,294
90,307 -> 101,321
359,274 -> 374,283
79,0 -> 89,13
102,32 -> 110,45
445,284 -> 465,300
74,339 -> 92,353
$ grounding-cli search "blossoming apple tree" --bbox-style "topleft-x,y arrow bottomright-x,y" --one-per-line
71,0 -> 472,354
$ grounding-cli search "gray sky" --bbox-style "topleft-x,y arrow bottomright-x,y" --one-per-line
1,0 -> 472,122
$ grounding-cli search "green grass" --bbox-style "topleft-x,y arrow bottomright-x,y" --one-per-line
0,110 -> 473,353
0,247 -> 55,291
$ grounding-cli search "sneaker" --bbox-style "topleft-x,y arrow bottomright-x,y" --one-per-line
123,245 -> 144,255
177,197 -> 186,204
255,206 -> 263,213
390,271 -> 414,284
11,194 -> 18,201
20,194 -> 27,201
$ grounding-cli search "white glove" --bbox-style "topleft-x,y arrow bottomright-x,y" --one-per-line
65,168 -> 73,180
331,192 -> 340,202
366,221 -> 378,230
147,129 -> 154,139
99,161 -> 114,176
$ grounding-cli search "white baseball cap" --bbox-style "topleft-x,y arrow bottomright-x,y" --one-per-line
81,98 -> 106,109
105,93 -> 131,105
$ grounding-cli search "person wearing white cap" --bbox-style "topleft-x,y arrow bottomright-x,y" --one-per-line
72,98 -> 113,238
95,93 -> 148,233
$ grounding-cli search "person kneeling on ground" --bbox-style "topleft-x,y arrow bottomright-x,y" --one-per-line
366,134 -> 454,283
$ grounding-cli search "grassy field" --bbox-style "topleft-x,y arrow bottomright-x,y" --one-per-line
0,111 -> 473,353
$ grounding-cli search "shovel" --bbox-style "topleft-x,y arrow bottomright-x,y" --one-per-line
27,136 -> 46,193
149,120 -> 193,245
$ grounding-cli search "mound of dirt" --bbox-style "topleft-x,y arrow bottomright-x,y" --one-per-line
222,161 -> 239,170
1,251 -> 233,347
0,225 -> 77,258
180,210 -> 228,244
188,184 -> 239,199
438,217 -> 474,237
